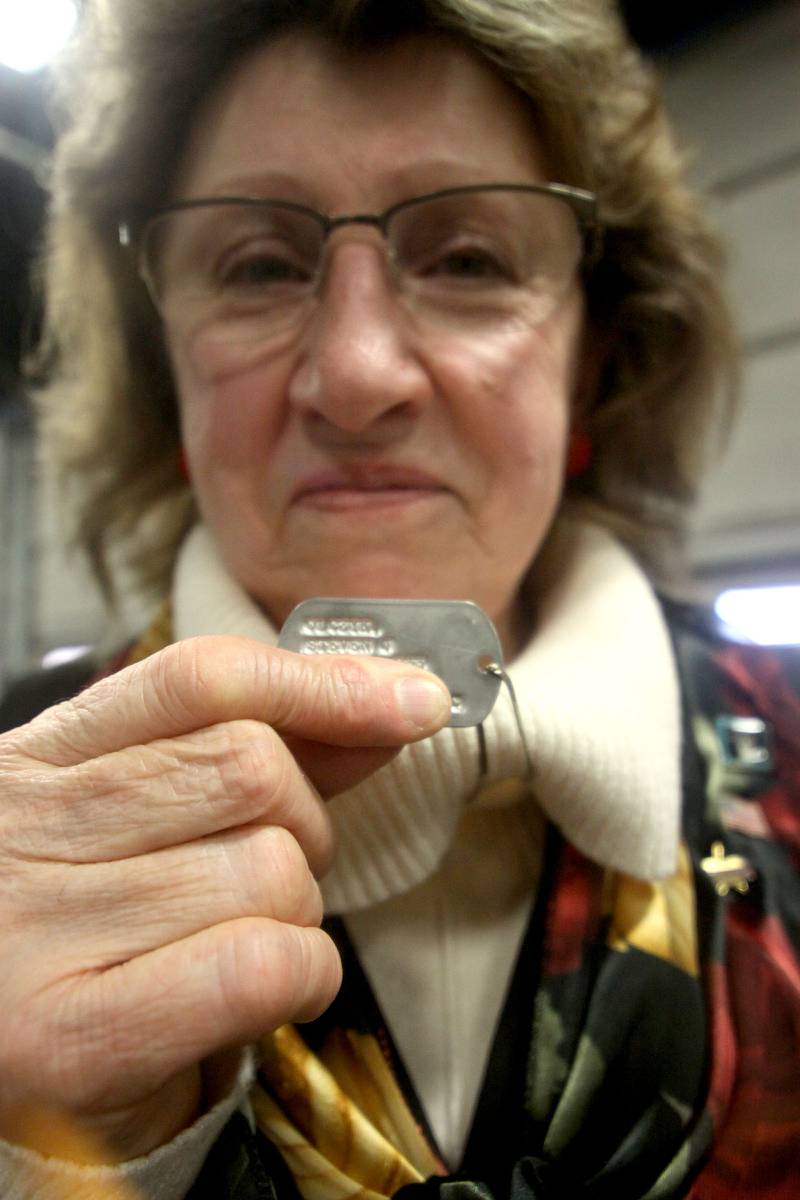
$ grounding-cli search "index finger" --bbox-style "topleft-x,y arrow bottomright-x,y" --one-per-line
12,636 -> 452,767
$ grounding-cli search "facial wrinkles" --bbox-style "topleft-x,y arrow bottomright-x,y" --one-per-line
169,31 -> 568,416
175,33 -> 550,208
179,289 -> 576,404
432,301 -> 578,418
178,290 -> 578,525
166,30 -> 586,648
183,322 -> 303,385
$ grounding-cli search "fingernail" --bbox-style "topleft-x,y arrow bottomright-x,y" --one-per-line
395,676 -> 451,730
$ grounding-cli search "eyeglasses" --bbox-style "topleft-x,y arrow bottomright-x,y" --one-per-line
119,183 -> 600,345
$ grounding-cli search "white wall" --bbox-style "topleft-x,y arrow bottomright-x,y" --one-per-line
664,0 -> 800,584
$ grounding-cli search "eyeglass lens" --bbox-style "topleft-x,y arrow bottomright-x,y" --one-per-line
141,188 -> 585,345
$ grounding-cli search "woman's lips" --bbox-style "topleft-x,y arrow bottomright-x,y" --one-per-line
292,466 -> 448,512
297,488 -> 441,511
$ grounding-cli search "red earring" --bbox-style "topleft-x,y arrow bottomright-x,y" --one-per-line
566,428 -> 593,478
177,445 -> 191,482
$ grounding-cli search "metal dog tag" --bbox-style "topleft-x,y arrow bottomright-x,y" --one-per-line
278,598 -> 503,727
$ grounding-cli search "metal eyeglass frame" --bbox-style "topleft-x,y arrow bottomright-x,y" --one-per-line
118,182 -> 603,294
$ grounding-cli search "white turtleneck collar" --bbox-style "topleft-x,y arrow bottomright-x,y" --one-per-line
173,516 -> 681,912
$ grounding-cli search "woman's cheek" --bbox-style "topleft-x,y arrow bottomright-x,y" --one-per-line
176,316 -> 293,383
174,346 -> 287,472
445,338 -> 571,469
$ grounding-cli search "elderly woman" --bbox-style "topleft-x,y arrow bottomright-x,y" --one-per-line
1,1 -> 798,1197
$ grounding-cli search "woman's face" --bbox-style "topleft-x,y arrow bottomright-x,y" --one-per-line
167,31 -> 585,654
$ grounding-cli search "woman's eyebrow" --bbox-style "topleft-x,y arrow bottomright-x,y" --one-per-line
181,159 -> 531,205
180,170 -> 317,202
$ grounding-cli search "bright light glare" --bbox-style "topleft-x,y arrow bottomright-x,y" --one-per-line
0,0 -> 77,73
41,644 -> 92,670
715,585 -> 800,646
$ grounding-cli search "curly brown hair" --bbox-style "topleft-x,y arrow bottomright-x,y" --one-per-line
36,0 -> 737,603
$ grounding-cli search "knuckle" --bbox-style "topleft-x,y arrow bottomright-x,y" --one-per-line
147,639 -> 219,725
12,686 -> 108,766
210,720 -> 287,812
145,636 -> 255,725
246,827 -> 322,926
223,922 -> 340,1028
251,650 -> 307,727
323,657 -> 378,717
0,729 -> 32,770
285,927 -> 342,1021
302,656 -> 388,733
253,651 -> 388,733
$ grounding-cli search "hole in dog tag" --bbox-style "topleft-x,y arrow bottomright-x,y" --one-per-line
278,598 -> 503,727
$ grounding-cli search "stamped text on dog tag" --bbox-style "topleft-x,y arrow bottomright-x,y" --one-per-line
278,598 -> 503,727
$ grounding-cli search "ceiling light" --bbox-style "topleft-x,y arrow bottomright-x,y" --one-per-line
715,584 -> 800,646
0,0 -> 77,74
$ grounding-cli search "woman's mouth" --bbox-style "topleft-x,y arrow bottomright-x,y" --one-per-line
292,466 -> 448,512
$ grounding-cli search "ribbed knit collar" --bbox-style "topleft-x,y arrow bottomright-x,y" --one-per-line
173,518 -> 681,912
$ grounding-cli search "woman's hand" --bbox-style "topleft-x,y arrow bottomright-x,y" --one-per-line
0,636 -> 450,1161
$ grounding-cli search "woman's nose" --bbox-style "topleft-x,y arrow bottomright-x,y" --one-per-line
288,242 -> 432,436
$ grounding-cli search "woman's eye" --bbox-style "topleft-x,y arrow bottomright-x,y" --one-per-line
423,244 -> 515,283
215,247 -> 312,290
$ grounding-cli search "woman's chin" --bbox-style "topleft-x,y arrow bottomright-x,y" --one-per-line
246,557 -> 482,626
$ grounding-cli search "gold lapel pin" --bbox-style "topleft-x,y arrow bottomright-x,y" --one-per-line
701,841 -> 756,896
